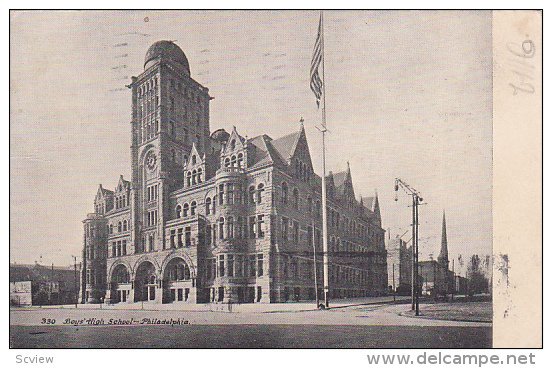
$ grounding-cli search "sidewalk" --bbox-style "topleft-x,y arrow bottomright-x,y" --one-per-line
12,295 -> 410,314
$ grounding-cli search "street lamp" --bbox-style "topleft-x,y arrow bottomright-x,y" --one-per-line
394,178 -> 423,316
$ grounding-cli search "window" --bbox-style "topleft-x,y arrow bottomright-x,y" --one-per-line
249,255 -> 256,276
293,188 -> 300,210
183,203 -> 189,217
123,220 -> 128,232
257,254 -> 264,276
197,168 -> 202,183
282,217 -> 289,241
219,217 -> 225,239
249,216 -> 256,238
218,184 -> 224,205
219,255 -> 225,277
176,205 -> 182,219
249,185 -> 256,204
170,229 -> 176,248
228,255 -> 234,277
224,157 -> 230,167
231,155 -> 237,167
257,183 -> 264,203
186,172 -> 192,187
293,220 -> 300,243
237,153 -> 244,168
307,226 -> 313,247
118,222 -> 122,232
122,240 -> 127,255
236,217 -> 243,238
257,215 -> 265,238
109,224 -> 113,234
205,198 -> 211,215
185,226 -> 191,247
227,216 -> 234,239
177,228 -> 183,248
227,184 -> 234,205
281,182 -> 288,205
191,201 -> 197,216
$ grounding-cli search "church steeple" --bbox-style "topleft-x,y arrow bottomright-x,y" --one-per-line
438,210 -> 449,265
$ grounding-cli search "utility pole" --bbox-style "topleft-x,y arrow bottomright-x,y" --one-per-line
395,178 -> 423,316
392,263 -> 396,302
72,256 -> 78,308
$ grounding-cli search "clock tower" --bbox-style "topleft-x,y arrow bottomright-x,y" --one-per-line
129,40 -> 211,254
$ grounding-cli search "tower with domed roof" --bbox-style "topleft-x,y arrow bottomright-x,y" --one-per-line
128,40 -> 212,255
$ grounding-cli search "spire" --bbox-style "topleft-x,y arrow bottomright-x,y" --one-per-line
438,210 -> 449,265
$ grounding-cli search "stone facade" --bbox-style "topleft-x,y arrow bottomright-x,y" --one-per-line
81,40 -> 388,305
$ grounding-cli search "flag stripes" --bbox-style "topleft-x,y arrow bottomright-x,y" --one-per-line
310,15 -> 323,108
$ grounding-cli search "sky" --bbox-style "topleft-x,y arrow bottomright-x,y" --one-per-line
10,10 -> 492,274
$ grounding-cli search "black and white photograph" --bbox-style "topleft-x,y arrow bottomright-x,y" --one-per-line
8,8 -> 542,351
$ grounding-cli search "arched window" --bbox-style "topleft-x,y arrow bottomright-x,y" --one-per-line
186,171 -> 192,187
230,139 -> 236,150
183,203 -> 189,217
192,170 -> 197,185
176,205 -> 182,219
224,157 -> 230,168
293,188 -> 300,210
249,185 -> 256,203
191,201 -> 197,216
109,224 -> 113,234
231,155 -> 237,167
191,155 -> 197,165
219,217 -> 225,239
205,198 -> 211,215
281,182 -> 288,205
237,153 -> 244,168
123,220 -> 128,231
257,183 -> 265,203
117,222 -> 122,232
197,168 -> 203,183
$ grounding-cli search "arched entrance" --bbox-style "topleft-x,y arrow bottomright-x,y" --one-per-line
134,261 -> 157,302
163,257 -> 193,303
111,264 -> 131,303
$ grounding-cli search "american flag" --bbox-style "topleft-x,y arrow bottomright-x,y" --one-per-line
310,14 -> 323,108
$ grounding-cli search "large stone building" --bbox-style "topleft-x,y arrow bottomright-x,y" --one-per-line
81,40 -> 387,305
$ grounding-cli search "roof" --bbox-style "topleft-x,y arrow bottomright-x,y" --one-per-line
144,41 -> 190,74
270,130 -> 301,162
362,196 -> 376,210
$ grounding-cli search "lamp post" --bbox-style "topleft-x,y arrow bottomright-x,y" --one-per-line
395,178 -> 423,316
312,221 -> 320,308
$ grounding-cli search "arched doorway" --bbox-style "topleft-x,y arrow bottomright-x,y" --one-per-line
134,261 -> 157,302
163,258 -> 192,303
111,264 -> 131,303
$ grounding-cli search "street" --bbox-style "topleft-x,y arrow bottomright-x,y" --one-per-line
10,300 -> 492,348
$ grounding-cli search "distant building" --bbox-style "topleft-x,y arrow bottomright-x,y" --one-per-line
10,281 -> 32,306
81,41 -> 388,305
9,263 -> 79,305
386,235 -> 412,295
418,212 -> 454,296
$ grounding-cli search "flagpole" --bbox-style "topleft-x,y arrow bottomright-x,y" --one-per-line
320,11 -> 330,309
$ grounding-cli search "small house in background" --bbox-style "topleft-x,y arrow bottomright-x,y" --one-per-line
9,263 -> 80,306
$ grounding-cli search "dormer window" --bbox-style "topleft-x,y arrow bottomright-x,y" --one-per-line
192,155 -> 197,165
224,157 -> 230,168
231,155 -> 237,167
230,139 -> 236,150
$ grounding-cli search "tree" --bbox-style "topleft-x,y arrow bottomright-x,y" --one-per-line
467,254 -> 489,295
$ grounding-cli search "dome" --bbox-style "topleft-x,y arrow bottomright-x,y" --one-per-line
144,41 -> 190,74
210,129 -> 230,143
